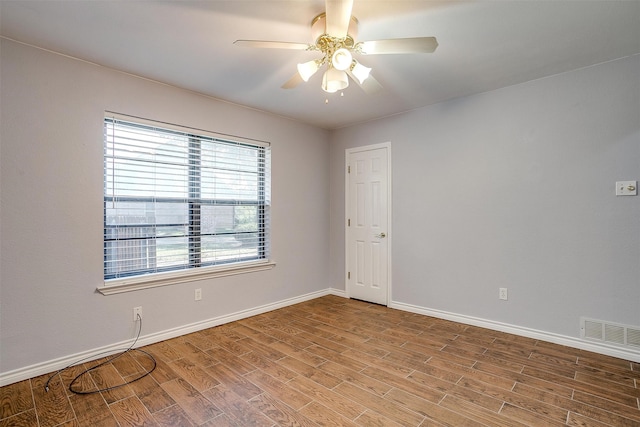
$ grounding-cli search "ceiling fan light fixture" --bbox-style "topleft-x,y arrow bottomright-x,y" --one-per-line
235,0 -> 439,96
322,67 -> 349,93
331,48 -> 352,71
297,60 -> 321,82
350,60 -> 371,84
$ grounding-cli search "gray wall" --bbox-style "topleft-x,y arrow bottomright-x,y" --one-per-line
330,55 -> 640,339
2,37 -> 639,378
0,40 -> 330,374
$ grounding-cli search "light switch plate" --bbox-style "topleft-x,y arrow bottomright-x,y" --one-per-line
615,181 -> 637,196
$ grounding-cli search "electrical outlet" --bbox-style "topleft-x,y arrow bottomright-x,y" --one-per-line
499,288 -> 508,301
133,306 -> 142,321
195,288 -> 202,301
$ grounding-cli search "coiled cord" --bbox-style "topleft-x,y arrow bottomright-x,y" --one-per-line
44,314 -> 156,394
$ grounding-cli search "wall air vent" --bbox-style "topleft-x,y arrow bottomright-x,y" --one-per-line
581,317 -> 640,349
584,319 -> 603,340
628,328 -> 640,348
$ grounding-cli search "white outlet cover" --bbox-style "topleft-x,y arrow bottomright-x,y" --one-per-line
615,181 -> 637,196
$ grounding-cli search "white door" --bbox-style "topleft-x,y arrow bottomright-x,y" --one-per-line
346,143 -> 391,305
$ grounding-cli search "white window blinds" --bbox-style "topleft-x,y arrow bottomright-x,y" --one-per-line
104,115 -> 270,280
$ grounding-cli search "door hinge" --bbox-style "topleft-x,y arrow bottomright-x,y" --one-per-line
348,165 -> 351,173
348,219 -> 350,226
348,272 -> 351,279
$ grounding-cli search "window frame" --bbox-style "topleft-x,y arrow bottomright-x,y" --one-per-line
98,112 -> 274,296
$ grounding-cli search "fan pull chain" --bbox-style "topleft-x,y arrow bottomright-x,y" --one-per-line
325,90 -> 346,104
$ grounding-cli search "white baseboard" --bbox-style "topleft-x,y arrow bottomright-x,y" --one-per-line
0,288 -> 344,387
5,288 -> 634,388
328,287 -> 347,298
389,300 -> 640,363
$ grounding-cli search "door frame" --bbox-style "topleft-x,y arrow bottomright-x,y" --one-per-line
345,142 -> 392,306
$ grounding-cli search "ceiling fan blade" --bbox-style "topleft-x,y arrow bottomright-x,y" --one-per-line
325,0 -> 354,38
234,40 -> 311,50
282,73 -> 304,89
359,37 -> 438,54
347,70 -> 383,94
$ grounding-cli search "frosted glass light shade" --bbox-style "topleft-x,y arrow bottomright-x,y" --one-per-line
351,61 -> 371,84
297,60 -> 320,82
331,48 -> 352,71
322,68 -> 349,93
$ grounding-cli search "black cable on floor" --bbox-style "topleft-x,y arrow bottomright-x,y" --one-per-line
44,314 -> 156,395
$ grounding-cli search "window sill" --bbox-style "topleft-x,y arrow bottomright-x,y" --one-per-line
97,261 -> 276,295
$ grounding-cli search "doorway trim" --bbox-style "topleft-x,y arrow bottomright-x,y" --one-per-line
345,142 -> 392,306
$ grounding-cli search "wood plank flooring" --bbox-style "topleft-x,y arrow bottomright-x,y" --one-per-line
1,295 -> 639,426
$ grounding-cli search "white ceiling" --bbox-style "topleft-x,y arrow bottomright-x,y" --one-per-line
2,1 -> 639,129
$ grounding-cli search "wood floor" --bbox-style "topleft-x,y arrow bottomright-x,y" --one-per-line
1,295 -> 639,427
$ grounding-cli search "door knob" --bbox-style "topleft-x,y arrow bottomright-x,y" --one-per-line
375,232 -> 386,238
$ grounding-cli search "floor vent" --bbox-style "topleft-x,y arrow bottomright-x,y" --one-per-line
581,317 -> 640,349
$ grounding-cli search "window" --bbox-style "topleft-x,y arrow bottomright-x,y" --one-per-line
102,114 -> 271,290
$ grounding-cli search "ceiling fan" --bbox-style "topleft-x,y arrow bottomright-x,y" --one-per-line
234,0 -> 438,95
